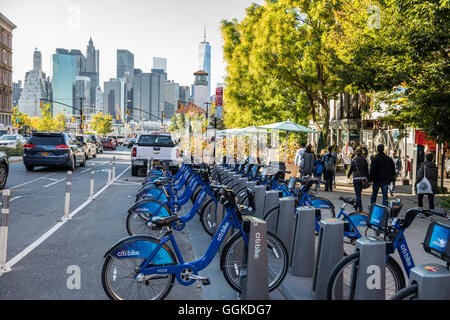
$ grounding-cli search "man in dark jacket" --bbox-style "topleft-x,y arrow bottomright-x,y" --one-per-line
369,144 -> 396,207
322,146 -> 337,192
415,153 -> 438,212
347,148 -> 370,211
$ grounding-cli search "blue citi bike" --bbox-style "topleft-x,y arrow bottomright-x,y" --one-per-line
326,203 -> 448,300
101,187 -> 289,300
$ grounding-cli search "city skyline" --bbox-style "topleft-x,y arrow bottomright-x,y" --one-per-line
4,0 -> 263,91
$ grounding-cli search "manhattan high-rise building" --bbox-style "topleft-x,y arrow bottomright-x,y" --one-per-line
198,27 -> 211,96
18,48 -> 50,117
0,12 -> 16,127
153,57 -> 167,73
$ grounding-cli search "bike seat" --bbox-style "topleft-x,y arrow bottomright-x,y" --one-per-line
151,215 -> 179,227
339,196 -> 357,206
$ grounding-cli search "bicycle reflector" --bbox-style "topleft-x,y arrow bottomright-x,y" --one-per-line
423,222 -> 450,263
367,204 -> 389,233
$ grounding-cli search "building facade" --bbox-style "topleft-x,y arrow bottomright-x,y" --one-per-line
103,78 -> 126,123
18,48 -> 50,117
193,70 -> 209,113
153,57 -> 167,73
0,13 -> 16,127
12,80 -> 21,107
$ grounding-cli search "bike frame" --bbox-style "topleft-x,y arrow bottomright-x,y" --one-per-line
390,226 -> 415,276
139,205 -> 247,285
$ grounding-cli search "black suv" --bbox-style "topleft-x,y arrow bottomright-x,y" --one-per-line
23,132 -> 86,171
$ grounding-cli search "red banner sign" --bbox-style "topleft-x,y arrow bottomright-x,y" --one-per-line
415,130 -> 436,151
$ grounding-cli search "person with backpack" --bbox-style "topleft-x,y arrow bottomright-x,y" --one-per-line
295,143 -> 307,176
322,146 -> 337,192
347,148 -> 369,212
369,144 -> 396,207
313,154 -> 324,190
415,153 -> 438,215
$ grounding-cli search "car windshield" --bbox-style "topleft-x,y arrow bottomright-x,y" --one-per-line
0,135 -> 17,140
76,136 -> 84,143
29,135 -> 65,146
137,135 -> 174,147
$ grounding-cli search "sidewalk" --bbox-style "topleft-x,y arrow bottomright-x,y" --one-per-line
8,156 -> 22,164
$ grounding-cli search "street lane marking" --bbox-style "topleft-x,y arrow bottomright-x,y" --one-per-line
1,166 -> 131,275
10,173 -> 59,190
0,196 -> 22,206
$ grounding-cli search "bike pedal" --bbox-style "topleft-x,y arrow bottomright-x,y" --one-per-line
201,278 -> 211,286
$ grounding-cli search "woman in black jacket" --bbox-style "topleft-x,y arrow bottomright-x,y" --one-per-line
415,153 -> 438,211
347,148 -> 370,211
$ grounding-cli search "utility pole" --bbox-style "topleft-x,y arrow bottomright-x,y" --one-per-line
80,97 -> 84,134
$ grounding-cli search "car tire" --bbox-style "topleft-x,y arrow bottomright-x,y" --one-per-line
25,164 -> 34,172
0,163 -> 8,189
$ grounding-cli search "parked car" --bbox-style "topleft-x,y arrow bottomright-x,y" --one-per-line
76,135 -> 97,159
109,136 -> 119,146
0,134 -> 28,148
117,136 -> 125,146
101,137 -> 117,150
0,152 -> 9,189
87,134 -> 103,154
23,132 -> 86,171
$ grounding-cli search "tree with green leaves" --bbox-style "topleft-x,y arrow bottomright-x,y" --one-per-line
90,113 -> 114,136
328,0 -> 450,143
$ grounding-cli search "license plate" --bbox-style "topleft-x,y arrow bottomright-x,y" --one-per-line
41,152 -> 50,156
153,161 -> 160,165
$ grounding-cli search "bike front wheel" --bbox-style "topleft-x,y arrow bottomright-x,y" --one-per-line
327,252 -> 406,300
220,230 -> 288,293
101,237 -> 176,300
389,283 -> 418,300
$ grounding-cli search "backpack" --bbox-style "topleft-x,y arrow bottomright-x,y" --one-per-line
324,153 -> 335,171
417,165 -> 433,195
315,161 -> 324,175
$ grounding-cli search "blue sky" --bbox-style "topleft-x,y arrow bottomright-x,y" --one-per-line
4,0 -> 264,90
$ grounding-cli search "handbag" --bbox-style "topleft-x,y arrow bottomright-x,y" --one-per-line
354,158 -> 370,189
417,165 -> 433,194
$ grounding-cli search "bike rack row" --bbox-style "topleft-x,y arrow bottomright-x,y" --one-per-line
214,164 -> 450,300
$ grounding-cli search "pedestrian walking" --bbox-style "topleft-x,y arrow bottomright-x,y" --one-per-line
302,145 -> 315,177
342,142 -> 354,182
322,146 -> 337,192
389,151 -> 402,196
313,154 -> 324,190
356,142 -> 369,159
415,153 -> 438,216
347,148 -> 370,212
295,143 -> 307,176
369,144 -> 396,207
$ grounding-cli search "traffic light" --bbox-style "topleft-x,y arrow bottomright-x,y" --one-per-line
71,116 -> 75,123
126,109 -> 130,116
116,114 -> 120,121
40,101 -> 44,109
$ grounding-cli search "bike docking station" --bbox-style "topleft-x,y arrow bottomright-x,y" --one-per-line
406,221 -> 450,300
239,216 -> 269,300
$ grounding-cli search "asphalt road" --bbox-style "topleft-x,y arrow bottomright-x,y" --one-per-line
0,146 -> 202,300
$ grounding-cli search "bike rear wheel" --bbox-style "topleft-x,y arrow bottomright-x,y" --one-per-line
220,230 -> 288,293
200,198 -> 217,236
327,251 -> 406,300
101,238 -> 176,300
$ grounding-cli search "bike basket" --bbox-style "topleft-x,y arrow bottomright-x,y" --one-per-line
423,222 -> 450,263
367,203 -> 389,233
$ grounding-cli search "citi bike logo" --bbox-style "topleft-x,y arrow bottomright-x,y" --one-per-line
254,232 -> 261,260
117,249 -> 140,257
400,244 -> 412,267
366,265 -> 381,290
217,222 -> 230,241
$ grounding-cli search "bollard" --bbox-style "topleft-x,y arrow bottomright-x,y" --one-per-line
262,190 -> 279,220
90,163 -> 95,200
108,159 -> 112,183
408,264 -> 450,300
59,171 -> 72,222
289,207 -> 316,277
353,237 -> 386,300
311,218 -> 344,300
254,185 -> 267,219
146,157 -> 151,176
0,190 -> 11,273
241,216 -> 269,300
276,198 -> 296,259
112,156 -> 116,180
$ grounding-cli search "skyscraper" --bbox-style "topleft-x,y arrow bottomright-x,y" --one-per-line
18,48 -> 50,117
117,49 -> 134,83
193,70 -> 209,112
198,26 -> 211,96
153,57 -> 167,73
52,48 -> 83,116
